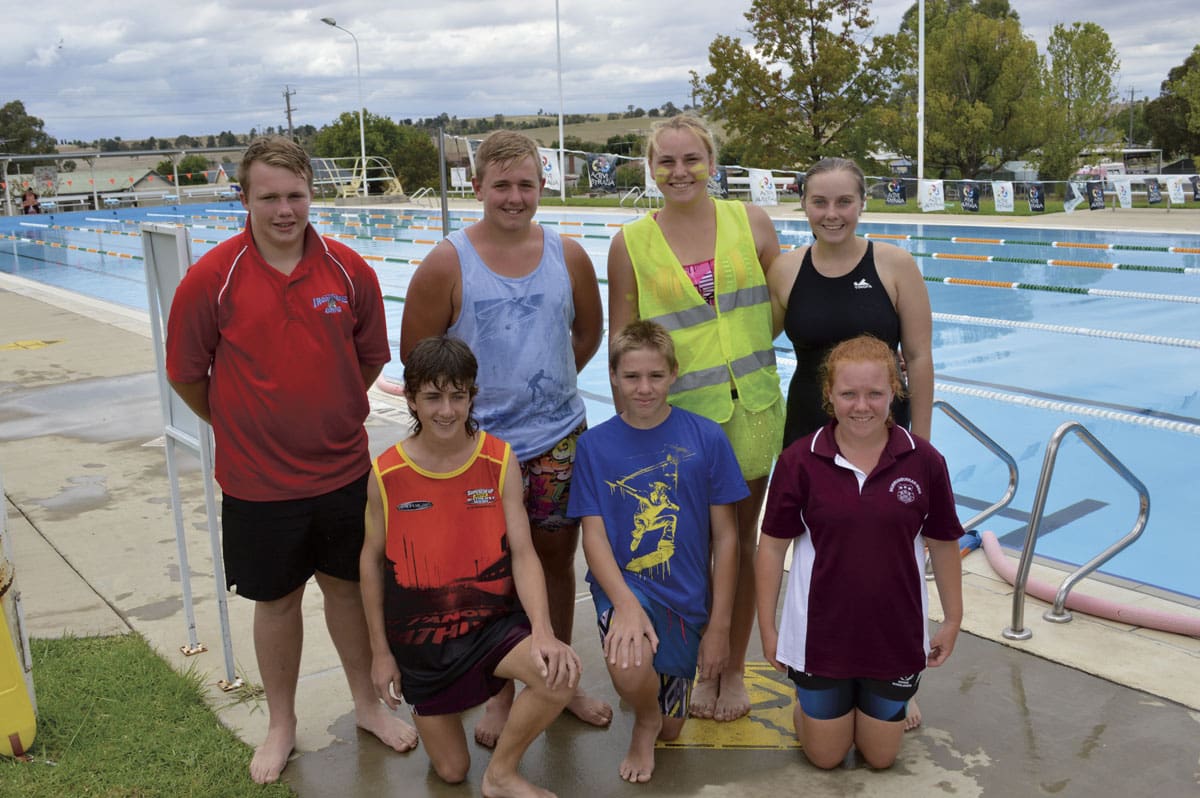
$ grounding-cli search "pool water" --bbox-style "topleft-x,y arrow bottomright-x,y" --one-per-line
2,204 -> 1197,599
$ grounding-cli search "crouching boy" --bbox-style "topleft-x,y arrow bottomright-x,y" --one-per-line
360,336 -> 580,797
567,320 -> 748,783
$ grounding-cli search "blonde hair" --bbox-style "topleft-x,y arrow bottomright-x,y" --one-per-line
474,130 -> 540,182
819,335 -> 906,420
646,114 -> 717,166
238,135 -> 313,193
609,320 -> 678,372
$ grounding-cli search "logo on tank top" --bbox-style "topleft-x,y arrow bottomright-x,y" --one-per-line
396,500 -> 433,511
312,292 -> 348,313
465,487 -> 497,507
853,278 -> 872,290
889,477 -> 922,504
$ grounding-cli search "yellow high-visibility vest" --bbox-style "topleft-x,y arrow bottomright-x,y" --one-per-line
624,199 -> 780,422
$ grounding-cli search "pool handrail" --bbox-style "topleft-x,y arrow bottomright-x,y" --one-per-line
1002,420 -> 1151,640
926,399 -> 1018,580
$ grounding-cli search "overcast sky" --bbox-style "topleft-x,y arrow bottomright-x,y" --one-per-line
6,1 -> 1195,143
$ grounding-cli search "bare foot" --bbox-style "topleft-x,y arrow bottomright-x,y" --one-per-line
689,676 -> 718,719
619,714 -> 663,783
250,724 -> 295,784
712,670 -> 750,722
482,766 -> 557,798
475,693 -> 512,749
566,687 -> 613,727
904,698 -> 922,732
357,701 -> 418,753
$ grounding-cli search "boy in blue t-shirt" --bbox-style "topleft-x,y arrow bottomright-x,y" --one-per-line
567,320 -> 748,784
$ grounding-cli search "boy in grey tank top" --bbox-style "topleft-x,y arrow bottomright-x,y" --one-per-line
399,131 -> 612,745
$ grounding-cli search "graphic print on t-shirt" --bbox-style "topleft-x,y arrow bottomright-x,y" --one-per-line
606,444 -> 692,578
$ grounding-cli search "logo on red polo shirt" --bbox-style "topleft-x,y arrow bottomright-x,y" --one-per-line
312,292 -> 349,314
889,477 -> 922,504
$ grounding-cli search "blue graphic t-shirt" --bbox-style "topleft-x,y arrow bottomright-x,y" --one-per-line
568,408 -> 749,628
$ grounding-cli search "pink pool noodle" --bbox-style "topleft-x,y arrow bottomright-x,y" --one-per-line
980,530 -> 1200,639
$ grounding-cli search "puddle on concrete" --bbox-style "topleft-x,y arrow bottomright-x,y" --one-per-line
29,474 -> 110,515
0,372 -> 161,442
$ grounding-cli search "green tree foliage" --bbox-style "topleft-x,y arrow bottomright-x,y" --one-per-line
690,0 -> 892,168
154,154 -> 211,186
1144,45 -> 1200,156
313,111 -> 440,193
919,0 -> 1041,177
1036,22 -> 1120,181
0,100 -> 56,157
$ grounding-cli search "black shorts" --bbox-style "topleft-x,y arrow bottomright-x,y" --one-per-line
221,471 -> 369,601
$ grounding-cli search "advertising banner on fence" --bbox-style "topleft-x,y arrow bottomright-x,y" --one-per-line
920,180 -> 945,212
1147,179 -> 1162,204
961,182 -> 980,212
643,159 -> 662,198
992,181 -> 1014,212
1087,181 -> 1106,210
537,148 -> 562,191
1027,183 -> 1045,212
885,178 -> 907,206
1064,181 -> 1086,213
1113,178 -> 1133,208
586,153 -> 618,193
748,168 -> 778,206
707,167 -> 729,199
1167,177 -> 1186,205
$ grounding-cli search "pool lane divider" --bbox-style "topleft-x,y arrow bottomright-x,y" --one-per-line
931,312 -> 1200,350
922,274 -> 1200,304
912,249 -> 1200,275
865,231 -> 1200,255
778,350 -> 1200,435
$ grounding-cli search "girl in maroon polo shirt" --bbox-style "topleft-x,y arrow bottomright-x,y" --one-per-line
756,335 -> 964,770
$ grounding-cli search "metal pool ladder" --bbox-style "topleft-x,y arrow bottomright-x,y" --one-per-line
1002,421 -> 1150,641
925,400 -> 1019,580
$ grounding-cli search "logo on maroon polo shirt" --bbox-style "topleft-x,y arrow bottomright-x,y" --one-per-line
312,292 -> 349,313
889,477 -> 922,504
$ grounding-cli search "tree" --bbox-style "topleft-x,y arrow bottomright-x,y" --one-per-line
690,0 -> 893,168
155,154 -> 210,186
1144,46 -> 1200,157
917,0 -> 1042,177
1036,22 -> 1120,181
0,101 -> 56,157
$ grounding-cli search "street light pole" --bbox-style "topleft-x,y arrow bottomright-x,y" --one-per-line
321,17 -> 368,198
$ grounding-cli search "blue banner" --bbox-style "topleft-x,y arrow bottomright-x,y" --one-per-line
960,182 -> 980,212
586,153 -> 618,193
1027,183 -> 1045,213
885,178 -> 907,206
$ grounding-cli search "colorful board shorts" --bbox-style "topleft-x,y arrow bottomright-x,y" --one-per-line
521,421 -> 586,530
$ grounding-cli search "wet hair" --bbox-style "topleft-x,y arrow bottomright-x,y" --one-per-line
818,334 -> 906,421
646,114 -> 717,166
803,157 -> 867,203
403,336 -> 481,436
608,319 -> 678,372
237,135 -> 313,194
474,130 -> 541,182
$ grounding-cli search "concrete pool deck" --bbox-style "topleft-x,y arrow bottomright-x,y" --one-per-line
2,201 -> 1199,796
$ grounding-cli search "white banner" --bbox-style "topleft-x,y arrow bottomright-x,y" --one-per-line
991,181 -> 1014,213
1113,178 -> 1133,209
1064,181 -> 1086,213
920,180 -> 944,212
537,147 -> 562,192
748,168 -> 778,206
1167,177 -> 1186,205
643,159 -> 662,198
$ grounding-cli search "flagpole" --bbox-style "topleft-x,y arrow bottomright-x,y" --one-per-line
917,0 -> 925,182
556,0 -> 566,203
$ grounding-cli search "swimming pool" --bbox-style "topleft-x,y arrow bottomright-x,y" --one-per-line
2,204 -> 1197,600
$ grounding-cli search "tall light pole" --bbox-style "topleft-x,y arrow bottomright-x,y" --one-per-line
555,0 -> 565,204
321,17 -> 368,198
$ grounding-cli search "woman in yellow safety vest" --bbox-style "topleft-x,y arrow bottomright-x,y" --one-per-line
607,114 -> 783,724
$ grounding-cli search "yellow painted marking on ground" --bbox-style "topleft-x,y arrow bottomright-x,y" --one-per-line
0,339 -> 63,351
660,663 -> 801,750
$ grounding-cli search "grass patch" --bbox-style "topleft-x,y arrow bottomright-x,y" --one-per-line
0,635 -> 293,797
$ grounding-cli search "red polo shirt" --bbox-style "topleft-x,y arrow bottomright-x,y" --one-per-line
762,423 -> 963,679
166,223 -> 390,501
